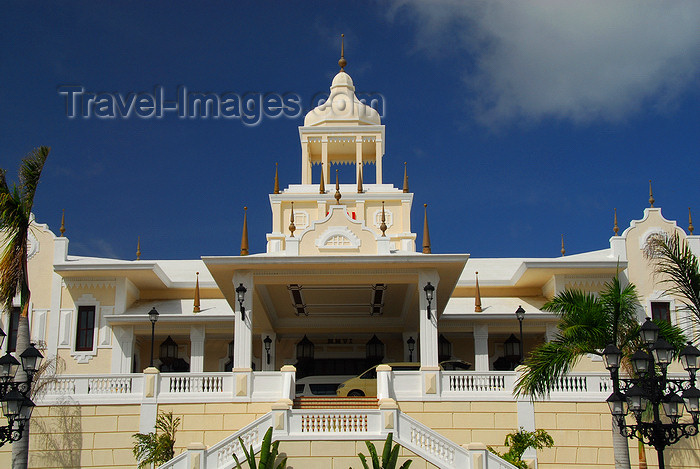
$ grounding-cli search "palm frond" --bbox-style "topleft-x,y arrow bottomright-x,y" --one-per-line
514,341 -> 582,398
18,146 -> 50,215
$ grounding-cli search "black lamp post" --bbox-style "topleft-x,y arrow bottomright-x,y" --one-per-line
236,283 -> 247,322
515,305 -> 525,363
424,282 -> 435,320
0,330 -> 42,447
148,307 -> 159,368
264,336 -> 272,365
603,318 -> 700,469
407,336 -> 415,362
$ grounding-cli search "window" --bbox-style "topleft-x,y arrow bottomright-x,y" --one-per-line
651,301 -> 671,323
7,307 -> 20,353
75,306 -> 95,351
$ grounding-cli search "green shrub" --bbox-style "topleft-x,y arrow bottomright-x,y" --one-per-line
132,411 -> 181,469
233,426 -> 287,469
355,433 -> 412,469
488,427 -> 554,469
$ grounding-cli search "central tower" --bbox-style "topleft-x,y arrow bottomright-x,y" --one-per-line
265,52 -> 417,256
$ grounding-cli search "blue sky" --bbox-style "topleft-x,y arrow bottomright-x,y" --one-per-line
2,1 -> 699,260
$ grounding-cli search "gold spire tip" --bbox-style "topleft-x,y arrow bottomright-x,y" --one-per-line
60,209 -> 66,237
339,34 -> 347,71
136,236 -> 141,260
613,208 -> 619,236
649,179 -> 655,207
689,207 -> 694,235
561,234 -> 565,256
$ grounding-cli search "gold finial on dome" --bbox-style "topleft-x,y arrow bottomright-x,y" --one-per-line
649,180 -> 655,207
274,163 -> 280,194
335,169 -> 341,204
289,202 -> 296,237
357,162 -> 363,193
613,208 -> 619,236
380,201 -> 387,237
561,234 -> 565,256
319,163 -> 325,194
240,207 -> 249,256
339,34 -> 347,72
474,271 -> 482,312
193,272 -> 201,313
422,204 -> 431,254
136,236 -> 141,260
689,207 -> 695,235
403,162 -> 409,193
60,209 -> 66,237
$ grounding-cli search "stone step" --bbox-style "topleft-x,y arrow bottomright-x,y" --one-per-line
293,396 -> 379,409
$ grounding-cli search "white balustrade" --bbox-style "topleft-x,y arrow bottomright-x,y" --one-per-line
162,373 -> 227,394
291,411 -> 374,435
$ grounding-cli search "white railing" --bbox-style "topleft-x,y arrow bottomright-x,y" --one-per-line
290,410 -> 378,435
35,371 -> 285,405
162,373 -> 228,394
37,369 -> 619,406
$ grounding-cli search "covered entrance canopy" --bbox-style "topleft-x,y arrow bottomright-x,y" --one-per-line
203,253 -> 468,370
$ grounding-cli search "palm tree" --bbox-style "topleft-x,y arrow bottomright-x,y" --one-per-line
513,275 -> 685,469
644,232 -> 700,341
0,146 -> 50,469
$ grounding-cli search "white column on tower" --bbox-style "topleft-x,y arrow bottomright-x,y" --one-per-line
321,137 -> 329,184
355,136 -> 363,183
375,138 -> 383,184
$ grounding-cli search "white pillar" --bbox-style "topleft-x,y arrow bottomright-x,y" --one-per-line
418,271 -> 439,368
111,326 -> 134,373
545,323 -> 557,343
233,271 -> 253,371
321,138 -> 329,184
375,139 -> 383,184
190,325 -> 205,373
355,137 -> 363,183
261,332 -> 276,371
474,324 -> 489,371
301,140 -> 310,184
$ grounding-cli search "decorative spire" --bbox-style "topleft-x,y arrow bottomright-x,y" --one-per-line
274,163 -> 280,194
193,272 -> 201,313
136,236 -> 141,260
474,272 -> 482,313
689,207 -> 695,235
289,202 -> 296,237
613,208 -> 619,236
357,162 -> 363,193
561,234 -> 565,256
422,204 -> 431,254
403,162 -> 409,193
59,209 -> 66,237
649,179 -> 655,207
319,163 -> 325,194
380,201 -> 387,237
240,207 -> 249,256
334,169 -> 341,204
339,34 -> 347,72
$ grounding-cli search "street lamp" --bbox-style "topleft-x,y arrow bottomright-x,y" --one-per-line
515,305 -> 525,363
424,282 -> 435,320
264,336 -> 272,365
407,336 -> 415,362
0,331 -> 42,447
236,283 -> 247,322
603,317 -> 700,469
148,307 -> 159,367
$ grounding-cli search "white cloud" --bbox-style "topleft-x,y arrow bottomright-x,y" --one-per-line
391,0 -> 700,126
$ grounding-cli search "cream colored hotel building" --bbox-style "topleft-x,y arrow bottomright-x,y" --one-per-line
1,63 -> 699,469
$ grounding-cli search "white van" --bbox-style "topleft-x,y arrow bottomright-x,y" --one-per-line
295,375 -> 355,397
